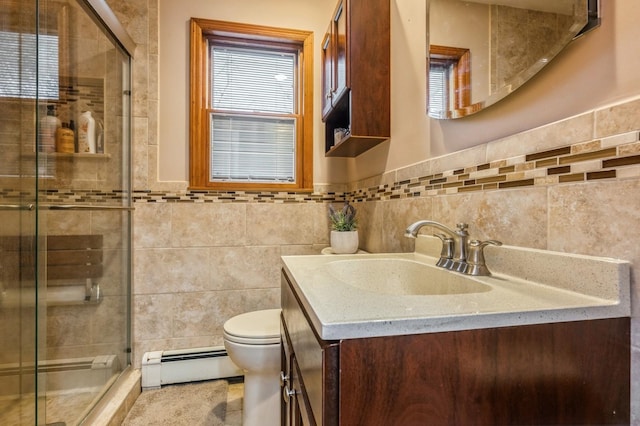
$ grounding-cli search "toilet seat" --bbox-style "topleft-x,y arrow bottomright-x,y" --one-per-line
223,308 -> 281,345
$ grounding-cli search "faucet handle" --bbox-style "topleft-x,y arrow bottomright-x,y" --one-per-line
433,233 -> 454,269
464,239 -> 502,276
456,223 -> 469,235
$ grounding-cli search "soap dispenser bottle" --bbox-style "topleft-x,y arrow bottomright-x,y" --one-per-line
77,110 -> 96,153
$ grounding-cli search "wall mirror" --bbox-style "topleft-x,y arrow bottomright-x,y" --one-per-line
427,0 -> 600,119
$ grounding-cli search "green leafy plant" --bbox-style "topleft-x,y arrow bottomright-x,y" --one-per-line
329,201 -> 357,231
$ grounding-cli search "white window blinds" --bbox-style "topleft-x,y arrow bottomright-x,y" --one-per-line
0,31 -> 59,99
428,63 -> 448,114
210,44 -> 297,183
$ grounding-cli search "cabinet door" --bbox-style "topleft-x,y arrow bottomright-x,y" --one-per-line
291,360 -> 314,426
321,27 -> 334,120
333,0 -> 348,106
282,319 -> 314,425
281,327 -> 293,426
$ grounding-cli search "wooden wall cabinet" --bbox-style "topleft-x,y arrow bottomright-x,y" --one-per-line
321,0 -> 390,157
280,269 -> 630,425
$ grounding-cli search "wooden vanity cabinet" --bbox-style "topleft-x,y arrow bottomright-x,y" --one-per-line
321,0 -> 390,157
281,269 -> 630,425
281,271 -> 339,425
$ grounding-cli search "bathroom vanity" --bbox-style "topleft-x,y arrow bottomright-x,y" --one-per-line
279,237 -> 631,425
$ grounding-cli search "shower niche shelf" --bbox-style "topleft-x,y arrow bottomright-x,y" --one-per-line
24,152 -> 111,159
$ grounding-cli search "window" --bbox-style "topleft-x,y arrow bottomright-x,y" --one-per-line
0,31 -> 59,99
428,45 -> 470,114
189,19 -> 313,191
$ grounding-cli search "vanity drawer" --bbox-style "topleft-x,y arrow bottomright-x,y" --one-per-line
281,270 -> 339,426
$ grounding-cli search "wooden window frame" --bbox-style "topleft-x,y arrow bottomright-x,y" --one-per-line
429,45 -> 471,110
189,18 -> 313,191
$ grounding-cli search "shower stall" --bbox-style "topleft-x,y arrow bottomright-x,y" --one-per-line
0,0 -> 134,424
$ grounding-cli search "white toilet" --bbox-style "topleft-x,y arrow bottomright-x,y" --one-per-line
223,308 -> 282,426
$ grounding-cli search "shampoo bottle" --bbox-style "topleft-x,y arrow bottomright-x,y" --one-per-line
55,122 -> 75,153
77,111 -> 96,153
39,105 -> 61,153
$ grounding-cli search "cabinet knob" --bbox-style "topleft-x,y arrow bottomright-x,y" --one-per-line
280,371 -> 289,386
282,384 -> 296,403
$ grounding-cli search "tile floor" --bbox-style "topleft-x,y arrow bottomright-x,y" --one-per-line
0,388 -> 103,426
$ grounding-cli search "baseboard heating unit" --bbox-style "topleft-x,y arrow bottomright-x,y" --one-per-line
141,346 -> 242,390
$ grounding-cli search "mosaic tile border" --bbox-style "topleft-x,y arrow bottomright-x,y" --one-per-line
131,190 -> 346,204
4,131 -> 638,206
351,130 -> 640,203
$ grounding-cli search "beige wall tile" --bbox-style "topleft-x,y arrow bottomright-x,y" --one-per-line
90,212 -> 126,249
596,98 -> 640,138
487,113 -> 594,161
548,180 -> 640,259
280,245 -> 326,256
131,43 -> 149,118
132,116 -> 149,190
170,203 -> 214,247
134,294 -> 175,341
313,202 -> 332,244
602,131 -> 639,149
209,203 -> 248,246
355,201 -> 385,253
172,289 -> 280,339
133,247 -> 209,294
397,161 -> 431,183
208,246 -> 281,290
431,145 -> 487,175
47,306 -> 92,347
548,180 -> 640,318
381,197 -> 433,253
91,296 -> 126,345
45,211 -> 92,235
432,187 -> 548,249
133,203 -> 172,248
246,203 -> 315,245
107,0 -> 148,45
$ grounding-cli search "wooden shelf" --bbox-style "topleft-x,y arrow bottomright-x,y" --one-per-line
325,134 -> 388,157
23,152 -> 110,159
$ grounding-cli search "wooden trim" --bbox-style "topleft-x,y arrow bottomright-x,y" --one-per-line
429,44 -> 471,109
301,34 -> 314,190
188,19 -> 313,191
189,19 -> 208,187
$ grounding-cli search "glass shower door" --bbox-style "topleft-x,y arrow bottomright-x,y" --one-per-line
0,0 -> 133,424
0,1 -> 45,423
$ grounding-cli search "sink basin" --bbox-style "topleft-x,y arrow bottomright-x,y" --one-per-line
323,258 -> 491,296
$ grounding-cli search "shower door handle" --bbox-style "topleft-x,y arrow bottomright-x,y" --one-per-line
0,204 -> 34,210
47,204 -> 134,211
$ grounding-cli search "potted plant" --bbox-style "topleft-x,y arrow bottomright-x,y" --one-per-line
328,201 -> 359,254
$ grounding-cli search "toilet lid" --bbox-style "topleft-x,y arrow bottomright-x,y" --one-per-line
223,308 -> 281,345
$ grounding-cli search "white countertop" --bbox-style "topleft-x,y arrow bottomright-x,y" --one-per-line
281,237 -> 630,340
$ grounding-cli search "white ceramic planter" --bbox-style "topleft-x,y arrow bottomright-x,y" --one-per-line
330,230 -> 359,254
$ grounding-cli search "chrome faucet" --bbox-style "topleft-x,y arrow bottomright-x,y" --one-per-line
404,220 -> 470,272
404,220 -> 502,276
